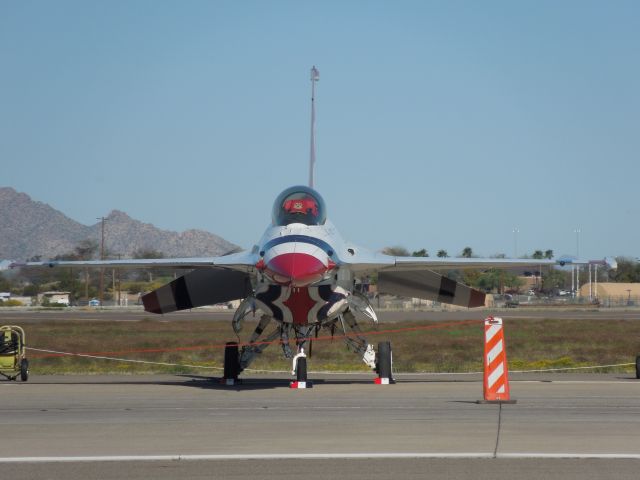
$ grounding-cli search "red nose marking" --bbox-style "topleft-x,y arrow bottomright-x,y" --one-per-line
266,253 -> 327,287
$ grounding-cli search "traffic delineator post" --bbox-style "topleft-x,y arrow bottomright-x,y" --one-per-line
477,316 -> 516,404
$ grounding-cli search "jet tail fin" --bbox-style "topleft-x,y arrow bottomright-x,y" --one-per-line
309,66 -> 319,188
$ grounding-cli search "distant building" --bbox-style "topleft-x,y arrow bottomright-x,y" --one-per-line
0,292 -> 32,306
578,282 -> 640,305
37,291 -> 70,306
10,296 -> 32,306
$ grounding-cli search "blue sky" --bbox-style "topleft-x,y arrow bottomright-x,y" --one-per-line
1,1 -> 638,260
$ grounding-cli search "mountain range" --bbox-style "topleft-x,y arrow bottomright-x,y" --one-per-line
0,187 -> 239,261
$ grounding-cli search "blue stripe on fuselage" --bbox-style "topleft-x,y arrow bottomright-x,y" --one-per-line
262,235 -> 334,256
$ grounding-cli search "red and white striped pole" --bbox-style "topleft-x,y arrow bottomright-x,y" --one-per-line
479,316 -> 516,404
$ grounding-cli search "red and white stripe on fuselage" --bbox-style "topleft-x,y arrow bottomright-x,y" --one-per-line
260,241 -> 335,287
253,284 -> 349,326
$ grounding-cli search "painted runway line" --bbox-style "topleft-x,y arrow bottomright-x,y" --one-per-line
2,453 -> 640,463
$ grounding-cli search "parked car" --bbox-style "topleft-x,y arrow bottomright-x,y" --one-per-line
504,294 -> 519,308
88,299 -> 101,307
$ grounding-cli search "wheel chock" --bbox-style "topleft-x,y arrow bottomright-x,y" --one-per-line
374,377 -> 394,385
290,381 -> 312,389
220,377 -> 239,386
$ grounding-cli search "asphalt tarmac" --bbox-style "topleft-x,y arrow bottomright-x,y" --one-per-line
1,373 -> 639,479
1,308 -> 639,478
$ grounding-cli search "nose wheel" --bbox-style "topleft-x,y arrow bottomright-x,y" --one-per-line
290,349 -> 311,389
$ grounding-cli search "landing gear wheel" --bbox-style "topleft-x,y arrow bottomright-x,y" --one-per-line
636,355 -> 640,380
377,341 -> 393,380
20,358 -> 29,382
296,357 -> 307,383
290,355 -> 310,389
223,342 -> 240,382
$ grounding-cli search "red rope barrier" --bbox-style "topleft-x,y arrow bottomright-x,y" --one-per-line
28,319 -> 483,359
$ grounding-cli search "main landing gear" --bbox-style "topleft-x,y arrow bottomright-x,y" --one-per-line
375,341 -> 394,385
221,342 -> 241,385
221,309 -> 394,387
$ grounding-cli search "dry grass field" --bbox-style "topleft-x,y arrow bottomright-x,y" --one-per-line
12,315 -> 640,375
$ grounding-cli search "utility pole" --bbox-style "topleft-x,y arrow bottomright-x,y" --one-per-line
572,227 -> 581,299
116,253 -> 122,306
97,217 -> 107,307
309,65 -> 319,188
84,267 -> 89,303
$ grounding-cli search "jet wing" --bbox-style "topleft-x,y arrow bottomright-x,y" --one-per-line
9,250 -> 259,273
341,249 -> 616,309
9,251 -> 260,314
342,248 -> 614,272
391,256 -> 557,270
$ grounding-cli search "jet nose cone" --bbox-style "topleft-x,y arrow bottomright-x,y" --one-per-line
266,252 -> 328,287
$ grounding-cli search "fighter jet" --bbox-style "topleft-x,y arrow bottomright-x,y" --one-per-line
7,67 -> 613,384
10,183 -> 606,384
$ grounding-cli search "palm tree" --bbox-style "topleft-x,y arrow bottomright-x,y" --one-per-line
382,246 -> 410,256
461,247 -> 473,258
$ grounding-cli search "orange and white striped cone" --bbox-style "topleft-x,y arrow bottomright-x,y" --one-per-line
478,316 -> 516,404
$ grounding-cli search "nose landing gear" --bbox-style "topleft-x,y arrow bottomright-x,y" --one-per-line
290,349 -> 310,389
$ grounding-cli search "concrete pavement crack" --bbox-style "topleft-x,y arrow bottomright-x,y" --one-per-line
493,403 -> 503,458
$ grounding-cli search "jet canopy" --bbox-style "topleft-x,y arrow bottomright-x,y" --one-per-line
272,186 -> 327,227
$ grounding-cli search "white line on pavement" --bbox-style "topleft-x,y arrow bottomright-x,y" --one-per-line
2,452 -> 640,463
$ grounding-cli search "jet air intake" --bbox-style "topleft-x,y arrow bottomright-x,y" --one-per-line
260,242 -> 335,287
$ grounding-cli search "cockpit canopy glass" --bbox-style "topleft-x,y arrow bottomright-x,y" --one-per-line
272,186 -> 327,226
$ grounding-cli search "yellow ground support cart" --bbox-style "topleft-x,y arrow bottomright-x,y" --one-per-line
0,326 -> 29,381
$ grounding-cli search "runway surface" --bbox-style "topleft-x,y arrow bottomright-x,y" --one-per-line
1,308 -> 639,477
1,373 -> 639,479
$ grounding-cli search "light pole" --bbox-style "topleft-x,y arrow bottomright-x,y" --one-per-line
572,228 -> 581,299
512,227 -> 519,258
